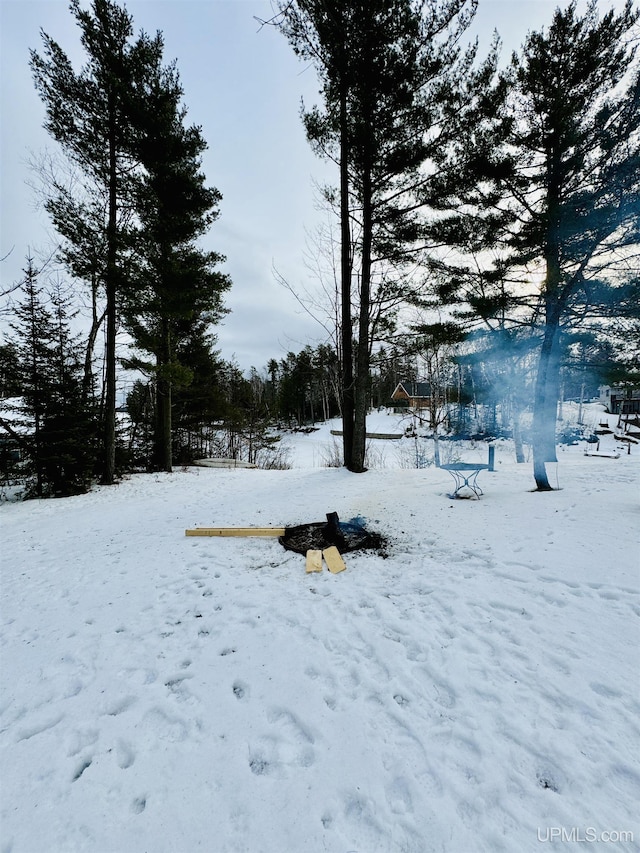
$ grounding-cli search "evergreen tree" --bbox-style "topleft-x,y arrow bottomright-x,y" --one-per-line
30,0 -> 167,484
124,379 -> 155,469
0,343 -> 21,398
2,258 -> 51,496
277,352 -> 307,426
39,281 -> 97,495
33,154 -> 111,403
423,1 -> 640,489
273,0 -> 487,472
124,58 -> 230,472
1,258 -> 93,497
508,1 -> 640,488
172,330 -> 228,463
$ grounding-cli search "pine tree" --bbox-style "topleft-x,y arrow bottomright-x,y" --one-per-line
124,379 -> 155,468
39,282 -> 96,495
1,258 -> 93,497
0,343 -> 21,399
123,57 -> 230,472
30,0 -> 167,484
510,1 -> 640,488
420,1 -> 640,489
4,257 -> 51,496
171,328 -> 228,463
272,0 -> 485,471
33,155 -> 111,402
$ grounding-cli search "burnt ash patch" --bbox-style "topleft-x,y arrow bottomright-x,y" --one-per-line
279,513 -> 388,557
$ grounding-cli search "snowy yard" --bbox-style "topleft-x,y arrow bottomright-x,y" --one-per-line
1,412 -> 639,853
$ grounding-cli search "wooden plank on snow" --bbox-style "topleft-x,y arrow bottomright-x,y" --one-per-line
305,549 -> 323,573
185,527 -> 286,537
323,545 -> 346,574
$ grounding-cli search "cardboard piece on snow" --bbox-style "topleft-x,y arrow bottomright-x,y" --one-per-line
323,546 -> 346,574
305,549 -> 323,573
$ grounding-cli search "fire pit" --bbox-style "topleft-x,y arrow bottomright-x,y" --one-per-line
279,512 -> 387,556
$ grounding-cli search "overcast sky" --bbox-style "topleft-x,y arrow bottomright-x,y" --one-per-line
0,0 -> 614,373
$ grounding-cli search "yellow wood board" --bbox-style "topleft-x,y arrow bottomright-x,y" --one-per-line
323,546 -> 346,574
305,550 -> 323,573
185,527 -> 286,537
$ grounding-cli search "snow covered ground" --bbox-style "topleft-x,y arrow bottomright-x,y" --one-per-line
1,408 -> 639,853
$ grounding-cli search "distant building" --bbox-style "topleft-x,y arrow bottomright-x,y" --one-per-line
599,385 -> 640,415
391,381 -> 431,411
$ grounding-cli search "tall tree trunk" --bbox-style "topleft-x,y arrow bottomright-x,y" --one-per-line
532,304 -> 561,489
25,267 -> 44,496
512,397 -> 525,463
102,92 -> 118,485
154,319 -> 172,473
339,85 -> 354,470
352,165 -> 372,473
533,143 -> 563,492
577,380 -> 586,425
82,273 -> 105,405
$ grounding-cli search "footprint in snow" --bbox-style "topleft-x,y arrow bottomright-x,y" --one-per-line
16,713 -> 64,743
131,796 -> 147,814
116,738 -> 135,769
233,681 -> 249,701
102,695 -> 137,717
140,707 -> 188,743
164,674 -> 192,699
249,755 -> 270,776
71,756 -> 92,782
590,682 -> 622,699
385,775 -> 413,815
66,727 -> 99,757
247,709 -> 316,777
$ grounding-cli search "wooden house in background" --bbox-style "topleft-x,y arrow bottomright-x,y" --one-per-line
391,381 -> 431,411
